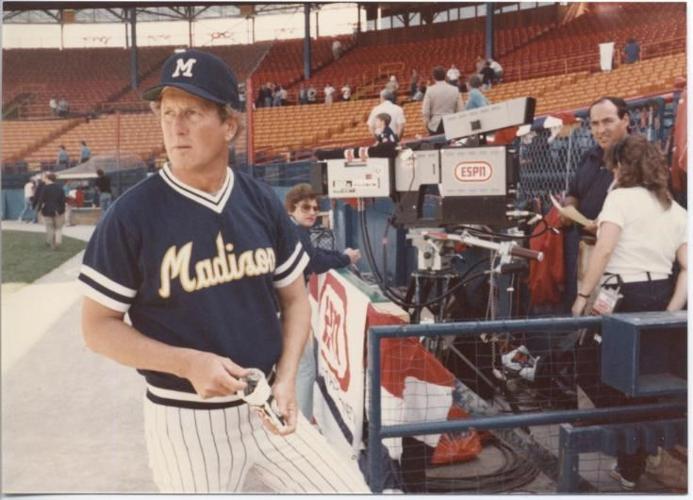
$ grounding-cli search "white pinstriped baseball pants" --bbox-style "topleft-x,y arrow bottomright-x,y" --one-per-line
143,397 -> 370,493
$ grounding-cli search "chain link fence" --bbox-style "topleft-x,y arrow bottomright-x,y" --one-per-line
517,97 -> 677,210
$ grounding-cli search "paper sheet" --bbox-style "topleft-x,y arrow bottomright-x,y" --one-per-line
550,194 -> 594,227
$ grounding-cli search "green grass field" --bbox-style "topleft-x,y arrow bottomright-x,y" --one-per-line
2,230 -> 86,284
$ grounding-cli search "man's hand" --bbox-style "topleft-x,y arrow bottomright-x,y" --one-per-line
266,379 -> 298,436
344,248 -> 362,264
582,221 -> 598,234
181,351 -> 249,399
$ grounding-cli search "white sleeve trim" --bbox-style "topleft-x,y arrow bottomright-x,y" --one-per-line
80,264 -> 137,298
79,281 -> 131,313
274,241 -> 303,275
274,252 -> 309,288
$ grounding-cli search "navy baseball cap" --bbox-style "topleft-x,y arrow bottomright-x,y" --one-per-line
143,48 -> 241,110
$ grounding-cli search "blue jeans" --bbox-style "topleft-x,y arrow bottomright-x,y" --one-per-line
295,335 -> 316,421
99,193 -> 112,214
18,198 -> 33,221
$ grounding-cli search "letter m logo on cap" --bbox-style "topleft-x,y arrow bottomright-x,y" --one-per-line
172,58 -> 197,78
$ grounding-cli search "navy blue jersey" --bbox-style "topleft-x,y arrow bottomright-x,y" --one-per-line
78,165 -> 308,392
376,125 -> 398,145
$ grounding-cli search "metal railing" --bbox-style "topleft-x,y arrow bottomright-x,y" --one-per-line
366,315 -> 687,493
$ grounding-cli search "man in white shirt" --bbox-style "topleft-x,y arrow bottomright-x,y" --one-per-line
323,83 -> 335,105
367,89 -> 406,139
341,83 -> 352,101
446,64 -> 461,87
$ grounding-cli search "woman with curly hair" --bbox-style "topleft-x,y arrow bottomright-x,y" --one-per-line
571,134 -> 687,489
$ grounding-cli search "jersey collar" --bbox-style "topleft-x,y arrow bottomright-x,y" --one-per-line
159,163 -> 234,214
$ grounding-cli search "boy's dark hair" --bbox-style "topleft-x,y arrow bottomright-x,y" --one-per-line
96,168 -> 105,177
469,75 -> 483,89
375,113 -> 391,126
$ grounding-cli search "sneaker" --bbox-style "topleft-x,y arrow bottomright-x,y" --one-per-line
609,464 -> 636,490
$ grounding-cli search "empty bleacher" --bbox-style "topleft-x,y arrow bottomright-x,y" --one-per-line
2,119 -> 80,164
21,113 -> 163,168
500,2 -> 685,81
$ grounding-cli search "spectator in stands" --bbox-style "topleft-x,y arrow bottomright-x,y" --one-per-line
464,75 -> 489,110
57,96 -> 69,117
559,96 -> 630,311
623,37 -> 641,64
79,140 -> 91,164
262,82 -> 273,108
412,83 -> 425,102
284,183 -> 361,421
49,97 -> 58,116
298,84 -> 308,105
480,61 -> 496,90
279,85 -> 288,106
95,168 -> 112,214
373,113 -> 398,145
332,39 -> 343,60
572,135 -> 687,491
458,74 -> 468,93
271,84 -> 281,107
422,66 -> 463,135
385,75 -> 399,97
409,69 -> 419,99
255,83 -> 268,108
18,178 -> 36,223
474,55 -> 486,76
341,83 -> 352,101
35,172 -> 66,250
56,145 -> 70,170
323,82 -> 336,105
368,89 -> 406,139
446,64 -> 461,87
489,58 -> 504,83
307,85 -> 317,104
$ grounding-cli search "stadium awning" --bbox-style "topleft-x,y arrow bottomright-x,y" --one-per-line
56,153 -> 145,180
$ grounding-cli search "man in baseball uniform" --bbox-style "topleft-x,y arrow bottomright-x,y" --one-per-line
79,48 -> 370,494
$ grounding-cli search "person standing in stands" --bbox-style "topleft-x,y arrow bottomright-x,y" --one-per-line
79,140 -> 91,163
56,145 -> 70,170
446,64 -> 461,88
464,75 -> 489,110
623,37 -> 641,64
298,84 -> 308,105
368,89 -> 406,139
422,66 -> 463,135
95,168 -> 112,214
341,82 -> 352,101
480,61 -> 496,90
35,172 -> 66,249
307,84 -> 317,104
373,113 -> 399,145
284,183 -> 361,422
323,82 -> 336,105
49,97 -> 58,116
409,69 -> 419,99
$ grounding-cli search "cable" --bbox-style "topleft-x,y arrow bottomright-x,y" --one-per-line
421,436 -> 540,493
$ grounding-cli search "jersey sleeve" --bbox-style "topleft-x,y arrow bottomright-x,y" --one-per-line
265,187 -> 309,288
78,209 -> 141,312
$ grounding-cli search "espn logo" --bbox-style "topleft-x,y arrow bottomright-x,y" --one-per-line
318,275 -> 351,391
454,161 -> 493,182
